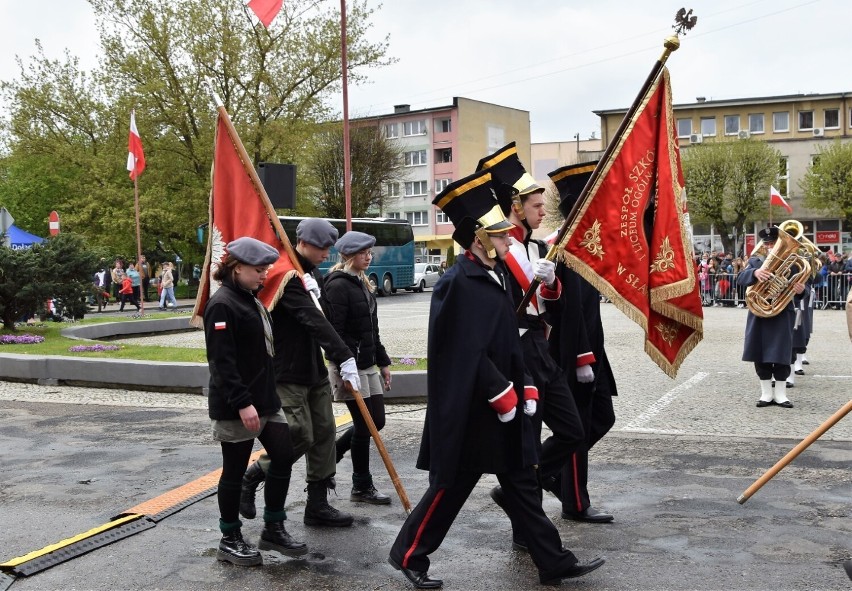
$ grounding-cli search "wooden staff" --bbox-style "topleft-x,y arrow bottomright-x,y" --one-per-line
346,382 -> 412,514
737,398 -> 852,504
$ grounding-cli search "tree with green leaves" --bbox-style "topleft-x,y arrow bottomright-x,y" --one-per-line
305,123 -> 404,218
0,233 -> 102,330
800,140 -> 852,224
682,139 -> 782,254
1,0 -> 391,258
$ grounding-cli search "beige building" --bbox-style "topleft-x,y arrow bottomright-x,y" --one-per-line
595,92 -> 852,254
354,97 -> 531,261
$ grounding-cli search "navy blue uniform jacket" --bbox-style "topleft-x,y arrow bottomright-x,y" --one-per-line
416,255 -> 537,488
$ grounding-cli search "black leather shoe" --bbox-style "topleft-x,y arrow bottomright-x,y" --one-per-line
217,530 -> 262,566
776,400 -> 793,408
540,557 -> 605,584
258,521 -> 308,557
794,369 -> 805,375
351,485 -> 391,505
786,382 -> 795,388
561,507 -> 614,523
388,556 -> 443,589
756,400 -> 774,407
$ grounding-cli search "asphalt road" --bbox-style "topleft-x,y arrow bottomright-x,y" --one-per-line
0,297 -> 850,590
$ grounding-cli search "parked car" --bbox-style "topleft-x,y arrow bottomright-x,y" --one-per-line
407,263 -> 441,292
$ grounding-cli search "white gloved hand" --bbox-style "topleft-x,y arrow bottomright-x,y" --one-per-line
576,364 -> 595,383
523,399 -> 537,416
302,274 -> 321,299
339,357 -> 361,392
533,259 -> 556,286
498,407 -> 517,423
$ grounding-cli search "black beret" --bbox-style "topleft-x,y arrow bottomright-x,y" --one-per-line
226,237 -> 279,266
336,231 -> 376,255
296,218 -> 338,248
758,226 -> 780,241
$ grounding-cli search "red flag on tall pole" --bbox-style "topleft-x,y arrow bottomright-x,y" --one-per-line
247,0 -> 283,28
560,68 -> 703,377
770,185 -> 792,213
191,108 -> 299,326
127,110 -> 146,180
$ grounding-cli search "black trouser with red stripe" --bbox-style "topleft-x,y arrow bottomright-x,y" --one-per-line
389,467 -> 579,582
558,381 -> 615,513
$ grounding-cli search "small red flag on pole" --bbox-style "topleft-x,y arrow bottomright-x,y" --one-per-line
770,185 -> 792,213
127,110 -> 146,180
247,0 -> 283,28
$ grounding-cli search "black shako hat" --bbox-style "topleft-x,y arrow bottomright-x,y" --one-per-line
432,169 -> 513,249
548,160 -> 598,218
475,142 -> 544,216
758,226 -> 780,241
226,237 -> 280,266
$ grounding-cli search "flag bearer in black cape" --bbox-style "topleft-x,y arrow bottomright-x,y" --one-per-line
388,170 -> 605,589
475,143 -> 586,545
736,226 -> 803,408
547,162 -> 617,524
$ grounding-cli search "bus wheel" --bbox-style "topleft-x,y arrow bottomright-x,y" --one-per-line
381,274 -> 393,297
368,274 -> 379,293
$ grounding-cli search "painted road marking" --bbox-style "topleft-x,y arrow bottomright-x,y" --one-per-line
620,372 -> 709,432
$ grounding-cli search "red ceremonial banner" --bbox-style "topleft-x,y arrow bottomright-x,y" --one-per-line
562,68 -> 703,377
191,113 -> 297,326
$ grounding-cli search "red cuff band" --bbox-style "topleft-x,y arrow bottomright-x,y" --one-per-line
489,383 -> 519,415
577,352 -> 596,366
539,278 -> 562,300
523,385 -> 539,401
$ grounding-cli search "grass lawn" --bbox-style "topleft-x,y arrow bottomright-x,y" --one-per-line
1,314 -> 427,370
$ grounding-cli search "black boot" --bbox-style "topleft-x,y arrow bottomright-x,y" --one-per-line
239,462 -> 265,520
217,529 -> 262,566
304,479 -> 354,527
351,473 -> 391,505
258,521 -> 308,557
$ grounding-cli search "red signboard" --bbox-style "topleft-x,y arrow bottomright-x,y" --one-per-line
815,231 -> 839,244
48,211 -> 60,236
744,235 -> 756,257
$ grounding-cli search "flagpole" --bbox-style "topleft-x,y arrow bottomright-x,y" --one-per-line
133,174 -> 144,315
517,11 -> 696,314
340,0 -> 353,232
204,84 -> 305,275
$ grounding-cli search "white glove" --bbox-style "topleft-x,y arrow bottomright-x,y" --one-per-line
523,399 -> 537,416
498,407 -> 517,423
302,274 -> 321,299
339,357 -> 361,392
576,364 -> 595,383
533,259 -> 556,286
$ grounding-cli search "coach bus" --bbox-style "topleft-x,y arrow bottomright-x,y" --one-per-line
278,216 -> 415,296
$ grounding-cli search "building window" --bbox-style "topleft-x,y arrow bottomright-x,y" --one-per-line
748,113 -> 764,134
387,211 -> 402,219
436,148 -> 452,163
435,211 -> 449,224
724,115 -> 740,135
824,108 -> 840,129
434,178 -> 451,193
777,156 -> 789,197
677,118 -> 692,138
773,111 -> 789,132
798,110 -> 814,130
404,150 -> 427,166
406,211 -> 428,226
386,182 -> 400,197
404,181 -> 428,196
403,120 -> 426,136
385,123 -> 398,138
700,117 -> 716,137
436,118 -> 451,133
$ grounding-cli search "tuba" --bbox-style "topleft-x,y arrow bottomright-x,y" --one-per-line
745,221 -> 811,318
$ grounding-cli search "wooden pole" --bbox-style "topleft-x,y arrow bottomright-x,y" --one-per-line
737,399 -> 852,504
346,383 -> 412,514
340,0 -> 352,232
133,173 -> 144,315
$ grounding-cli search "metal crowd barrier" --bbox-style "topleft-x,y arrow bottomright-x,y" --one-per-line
698,271 -> 850,309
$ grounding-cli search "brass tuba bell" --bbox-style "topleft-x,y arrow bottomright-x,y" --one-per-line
745,222 -> 811,318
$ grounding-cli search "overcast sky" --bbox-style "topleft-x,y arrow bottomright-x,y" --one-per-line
1,0 -> 848,143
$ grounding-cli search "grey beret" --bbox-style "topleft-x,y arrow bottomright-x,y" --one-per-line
296,218 -> 338,248
226,237 -> 279,266
335,231 -> 376,255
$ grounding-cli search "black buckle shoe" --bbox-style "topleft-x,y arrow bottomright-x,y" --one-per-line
259,521 -> 307,557
217,530 -> 262,566
351,485 -> 391,505
388,556 -> 443,589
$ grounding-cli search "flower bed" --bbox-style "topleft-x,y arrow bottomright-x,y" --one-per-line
68,344 -> 122,353
0,334 -> 45,345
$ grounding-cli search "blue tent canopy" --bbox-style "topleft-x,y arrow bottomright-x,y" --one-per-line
4,224 -> 46,250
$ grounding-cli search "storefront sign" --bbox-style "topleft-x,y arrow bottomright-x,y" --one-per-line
816,231 -> 839,244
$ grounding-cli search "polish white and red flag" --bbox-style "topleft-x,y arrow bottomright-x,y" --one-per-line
248,0 -> 283,28
770,185 -> 792,213
127,110 -> 146,180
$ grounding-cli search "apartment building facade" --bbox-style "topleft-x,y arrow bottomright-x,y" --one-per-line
354,97 -> 531,261
594,91 -> 852,255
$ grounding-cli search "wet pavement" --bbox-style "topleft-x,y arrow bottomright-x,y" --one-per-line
0,299 -> 850,590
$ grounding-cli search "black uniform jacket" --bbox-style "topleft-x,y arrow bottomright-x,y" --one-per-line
416,255 -> 537,488
271,251 -> 352,386
737,255 -> 795,364
204,277 -> 281,420
324,270 -> 392,370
